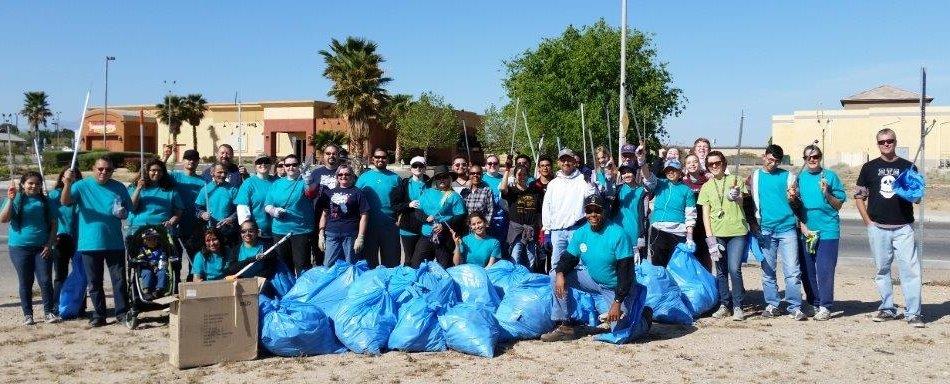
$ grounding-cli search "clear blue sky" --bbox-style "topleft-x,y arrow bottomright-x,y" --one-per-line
1,1 -> 947,147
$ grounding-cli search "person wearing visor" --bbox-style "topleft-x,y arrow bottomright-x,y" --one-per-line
236,155 -> 276,242
394,156 -> 431,263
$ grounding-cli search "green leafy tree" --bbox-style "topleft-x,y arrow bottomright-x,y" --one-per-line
380,93 -> 412,162
155,95 -> 185,151
309,131 -> 347,150
319,37 -> 392,166
182,94 -> 209,150
20,91 -> 53,141
503,19 -> 685,156
397,92 -> 458,159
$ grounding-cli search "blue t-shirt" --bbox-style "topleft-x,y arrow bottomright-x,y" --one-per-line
235,175 -> 275,236
172,171 -> 206,233
567,222 -> 633,289
68,177 -> 133,251
235,242 -> 266,277
264,177 -> 315,236
355,168 -> 400,223
461,233 -> 501,267
196,182 -> 238,222
318,186 -> 370,235
418,188 -> 465,237
127,185 -> 184,233
399,177 -> 428,237
48,189 -> 77,236
798,169 -> 847,239
756,168 -> 796,233
482,172 -> 504,200
615,183 -> 646,242
191,250 -> 228,281
5,195 -> 54,247
649,179 -> 696,224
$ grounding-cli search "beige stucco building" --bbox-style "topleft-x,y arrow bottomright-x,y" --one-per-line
772,85 -> 950,169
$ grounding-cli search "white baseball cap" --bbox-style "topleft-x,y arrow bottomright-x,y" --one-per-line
409,156 -> 427,166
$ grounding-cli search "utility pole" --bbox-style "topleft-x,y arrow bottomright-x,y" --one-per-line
103,56 -> 115,149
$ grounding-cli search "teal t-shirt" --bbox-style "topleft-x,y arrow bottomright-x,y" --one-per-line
461,233 -> 501,267
649,179 -> 696,224
567,222 -> 633,289
399,177 -> 428,237
615,183 -> 646,242
418,188 -> 465,237
172,171 -> 206,233
48,189 -> 77,236
264,177 -> 315,236
798,169 -> 846,239
235,175 -> 275,236
756,169 -> 796,233
68,177 -> 133,251
196,182 -> 238,222
355,168 -> 401,223
5,195 -> 54,247
191,250 -> 229,281
127,185 -> 184,233
482,172 -> 504,200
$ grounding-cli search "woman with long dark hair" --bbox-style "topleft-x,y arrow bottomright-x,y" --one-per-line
1,171 -> 59,325
191,228 -> 233,282
48,168 -> 82,314
128,158 -> 183,235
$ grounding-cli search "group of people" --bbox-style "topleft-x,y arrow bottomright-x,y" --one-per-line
1,128 -> 925,336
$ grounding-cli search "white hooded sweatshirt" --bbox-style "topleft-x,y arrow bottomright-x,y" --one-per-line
542,169 -> 593,231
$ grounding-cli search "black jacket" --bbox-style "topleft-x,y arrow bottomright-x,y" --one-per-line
393,174 -> 429,235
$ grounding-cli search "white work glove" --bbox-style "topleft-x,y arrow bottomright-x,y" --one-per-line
706,236 -> 723,262
408,200 -> 420,209
727,186 -> 740,202
353,235 -> 365,253
264,205 -> 284,219
637,237 -> 646,249
318,230 -> 326,252
684,240 -> 696,253
112,198 -> 128,219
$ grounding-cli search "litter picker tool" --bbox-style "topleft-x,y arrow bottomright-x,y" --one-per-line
69,91 -> 92,171
32,136 -> 48,192
139,109 -> 145,172
234,232 -> 292,277
462,119 -> 471,162
509,98 -> 520,156
580,103 -> 588,165
732,110 -> 745,187
605,102 -> 614,158
521,110 -> 537,165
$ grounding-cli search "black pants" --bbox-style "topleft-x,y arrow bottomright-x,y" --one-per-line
401,234 -> 419,266
276,233 -> 313,276
52,233 -> 76,310
649,229 -> 685,267
410,235 -> 454,268
693,204 -> 712,272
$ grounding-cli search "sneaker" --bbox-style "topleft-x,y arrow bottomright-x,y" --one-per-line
906,316 -> 926,328
790,309 -> 807,321
732,307 -> 745,321
814,307 -> 832,321
761,305 -> 781,318
22,316 -> 35,326
871,310 -> 898,322
44,313 -> 62,324
88,318 -> 107,328
802,304 -> 817,317
540,325 -> 578,342
712,305 -> 731,319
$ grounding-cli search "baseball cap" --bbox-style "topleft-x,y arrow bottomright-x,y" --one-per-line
409,156 -> 426,166
663,159 -> 683,172
557,148 -> 576,160
141,228 -> 160,239
620,143 -> 637,154
254,155 -> 272,165
182,149 -> 200,161
584,194 -> 606,210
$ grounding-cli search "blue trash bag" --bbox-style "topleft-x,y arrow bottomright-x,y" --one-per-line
284,260 -> 368,316
388,265 -> 421,307
485,260 -> 549,298
447,264 -> 501,310
894,167 -> 925,203
333,269 -> 398,355
58,252 -> 87,319
594,283 -> 651,344
494,283 -> 554,340
261,299 -> 346,356
570,289 -> 600,326
388,291 -> 449,352
667,244 -> 718,317
635,262 -> 693,325
438,303 -> 501,358
744,233 -> 764,263
268,260 -> 296,298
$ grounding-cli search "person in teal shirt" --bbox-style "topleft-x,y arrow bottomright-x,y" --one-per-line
453,214 -> 502,267
644,155 -> 697,267
196,163 -> 239,243
541,194 -> 650,343
410,167 -> 466,268
796,145 -> 846,321
191,228 -> 232,281
2,171 -> 59,325
60,157 -> 133,327
236,156 -> 275,239
394,156 -> 430,263
171,149 -> 206,260
128,159 -> 183,235
482,155 -> 509,250
355,148 -> 402,267
225,220 -> 270,279
614,165 -> 648,250
48,168 -> 82,313
264,154 -> 318,275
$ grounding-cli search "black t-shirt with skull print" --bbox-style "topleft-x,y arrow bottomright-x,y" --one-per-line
856,157 -> 915,225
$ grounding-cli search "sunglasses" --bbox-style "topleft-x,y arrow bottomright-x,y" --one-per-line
707,160 -> 723,168
453,163 -> 467,167
336,173 -> 353,177
485,162 -> 498,166
469,172 -> 482,176
284,162 -> 300,167
585,207 -> 603,214
411,163 -> 425,169
96,167 -> 114,172
804,155 -> 822,161
877,139 -> 895,146
373,155 -> 387,159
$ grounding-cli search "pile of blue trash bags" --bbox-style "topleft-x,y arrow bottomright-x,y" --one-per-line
257,242 -> 718,358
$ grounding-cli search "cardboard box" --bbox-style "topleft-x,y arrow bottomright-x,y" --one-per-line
169,278 -> 264,369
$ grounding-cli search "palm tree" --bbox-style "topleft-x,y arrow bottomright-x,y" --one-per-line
20,91 -> 53,142
381,93 -> 412,163
319,37 -> 392,166
155,95 -> 184,154
182,94 -> 209,150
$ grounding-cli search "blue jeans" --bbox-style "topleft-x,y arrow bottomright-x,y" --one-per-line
324,232 -> 357,267
9,246 -> 55,317
759,229 -> 803,312
81,250 -> 128,320
550,267 -> 650,340
868,225 -> 921,318
715,236 -> 747,308
548,222 -> 581,276
140,267 -> 168,293
799,238 -> 839,309
510,234 -> 538,269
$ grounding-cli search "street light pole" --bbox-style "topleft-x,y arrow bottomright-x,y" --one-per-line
103,56 -> 115,150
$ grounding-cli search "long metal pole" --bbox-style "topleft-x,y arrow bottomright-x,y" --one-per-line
103,57 -> 111,149
918,67 -> 926,259
618,0 -> 628,155
605,102 -> 614,157
139,109 -> 145,170
509,98 -> 520,155
733,110 -> 745,186
462,119 -> 471,162
237,92 -> 243,166
32,137 -> 47,192
521,110 -> 537,163
3,114 -> 12,181
580,103 -> 588,164
69,92 -> 92,170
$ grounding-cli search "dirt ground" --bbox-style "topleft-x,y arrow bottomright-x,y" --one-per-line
0,263 -> 946,384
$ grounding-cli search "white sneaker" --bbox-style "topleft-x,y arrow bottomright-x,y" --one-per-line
790,309 -> 807,321
814,307 -> 831,321
44,313 -> 62,324
712,305 -> 731,319
22,316 -> 35,326
732,307 -> 745,321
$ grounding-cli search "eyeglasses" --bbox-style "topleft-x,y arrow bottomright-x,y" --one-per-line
804,155 -> 822,161
707,160 -> 723,168
877,139 -> 895,146
240,229 -> 257,234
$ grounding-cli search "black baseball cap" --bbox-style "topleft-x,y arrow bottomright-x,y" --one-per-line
254,155 -> 272,165
584,194 -> 606,210
182,149 -> 200,161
